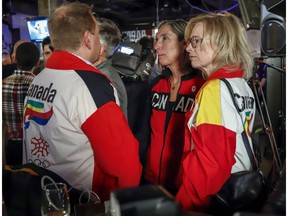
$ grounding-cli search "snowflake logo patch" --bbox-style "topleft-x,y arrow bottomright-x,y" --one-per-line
30,135 -> 49,158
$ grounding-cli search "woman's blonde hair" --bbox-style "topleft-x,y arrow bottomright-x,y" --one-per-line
185,12 -> 254,79
48,2 -> 96,51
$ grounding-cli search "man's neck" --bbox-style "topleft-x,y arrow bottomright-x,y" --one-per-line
93,55 -> 107,67
16,67 -> 34,74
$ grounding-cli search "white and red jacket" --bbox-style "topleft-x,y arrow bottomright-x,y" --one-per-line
176,68 -> 256,211
23,51 -> 142,200
144,68 -> 205,193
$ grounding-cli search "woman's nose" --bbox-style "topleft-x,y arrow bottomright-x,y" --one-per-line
154,41 -> 160,50
186,43 -> 193,52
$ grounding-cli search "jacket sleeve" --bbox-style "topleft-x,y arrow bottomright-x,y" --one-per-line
176,124 -> 237,211
81,101 -> 142,195
176,80 -> 238,211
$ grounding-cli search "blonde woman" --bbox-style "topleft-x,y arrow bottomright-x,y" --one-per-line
176,12 -> 255,211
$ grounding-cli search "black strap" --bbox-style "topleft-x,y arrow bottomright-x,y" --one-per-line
220,78 -> 258,170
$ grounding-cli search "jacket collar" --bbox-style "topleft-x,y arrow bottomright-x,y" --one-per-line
46,51 -> 100,74
206,67 -> 243,81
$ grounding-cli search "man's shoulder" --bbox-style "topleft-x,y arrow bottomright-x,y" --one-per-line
3,63 -> 17,71
96,60 -> 112,74
3,73 -> 18,83
2,63 -> 17,80
96,60 -> 124,81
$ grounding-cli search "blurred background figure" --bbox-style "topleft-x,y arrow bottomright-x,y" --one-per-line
110,36 -> 153,166
149,56 -> 162,81
34,36 -> 54,75
255,57 -> 268,100
42,36 -> 53,65
2,50 -> 12,65
136,35 -> 156,81
2,39 -> 29,79
93,17 -> 128,118
251,57 -> 268,133
2,42 -> 40,165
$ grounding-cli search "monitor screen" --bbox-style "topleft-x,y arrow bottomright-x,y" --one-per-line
26,17 -> 49,43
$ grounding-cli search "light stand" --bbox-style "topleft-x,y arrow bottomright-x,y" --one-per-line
250,79 -> 283,173
249,61 -> 285,177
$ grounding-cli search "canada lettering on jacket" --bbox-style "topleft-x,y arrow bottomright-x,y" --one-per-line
27,83 -> 57,103
234,93 -> 254,112
152,92 -> 194,112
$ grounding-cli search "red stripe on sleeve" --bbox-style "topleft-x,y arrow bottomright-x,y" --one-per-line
81,101 -> 142,200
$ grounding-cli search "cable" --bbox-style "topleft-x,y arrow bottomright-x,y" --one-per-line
200,0 -> 210,11
184,0 -> 238,14
72,184 -> 102,204
156,0 -> 160,25
41,175 -> 61,211
42,176 -> 101,209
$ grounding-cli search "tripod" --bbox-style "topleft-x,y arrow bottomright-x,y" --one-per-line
249,78 -> 283,176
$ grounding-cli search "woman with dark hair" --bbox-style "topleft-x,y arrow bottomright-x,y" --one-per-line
144,19 -> 205,194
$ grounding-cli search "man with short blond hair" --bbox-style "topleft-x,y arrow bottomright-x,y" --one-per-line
23,2 -> 142,201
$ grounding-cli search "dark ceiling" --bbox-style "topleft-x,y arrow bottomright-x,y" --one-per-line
75,0 -> 241,29
3,0 -> 241,29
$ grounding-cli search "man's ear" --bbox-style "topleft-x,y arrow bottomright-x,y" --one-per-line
83,30 -> 92,50
99,44 -> 106,56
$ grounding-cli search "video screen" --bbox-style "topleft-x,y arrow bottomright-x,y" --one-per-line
26,17 -> 49,42
119,46 -> 134,55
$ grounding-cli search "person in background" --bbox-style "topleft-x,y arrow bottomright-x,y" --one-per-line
2,42 -> 40,165
136,35 -> 162,82
2,50 -> 12,65
144,19 -> 205,194
251,57 -> 268,133
255,57 -> 267,99
34,36 -> 54,75
149,56 -> 162,81
22,2 -> 142,201
175,12 -> 256,211
42,36 -> 53,64
93,17 -> 128,118
117,36 -> 154,166
11,40 -> 30,63
2,39 -> 29,79
136,35 -> 156,81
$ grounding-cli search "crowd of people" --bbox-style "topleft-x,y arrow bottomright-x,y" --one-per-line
2,1 -> 278,215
